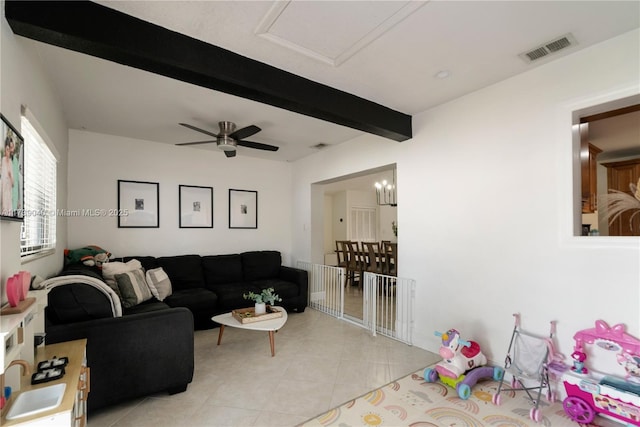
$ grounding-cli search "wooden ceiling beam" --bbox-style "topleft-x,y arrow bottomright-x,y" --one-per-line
5,1 -> 412,142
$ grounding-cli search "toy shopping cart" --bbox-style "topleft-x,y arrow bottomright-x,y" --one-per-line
492,314 -> 560,422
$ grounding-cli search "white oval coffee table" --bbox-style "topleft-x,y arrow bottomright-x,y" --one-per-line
212,307 -> 288,357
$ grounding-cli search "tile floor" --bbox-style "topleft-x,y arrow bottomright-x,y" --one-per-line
88,308 -> 441,427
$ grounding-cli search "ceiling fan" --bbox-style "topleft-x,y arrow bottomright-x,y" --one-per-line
176,121 -> 279,158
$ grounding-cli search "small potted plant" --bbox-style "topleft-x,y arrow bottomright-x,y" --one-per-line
243,287 -> 282,315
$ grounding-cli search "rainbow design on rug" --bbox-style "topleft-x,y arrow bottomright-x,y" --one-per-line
446,396 -> 480,413
421,381 -> 448,396
315,408 -> 340,425
483,414 -> 530,426
300,367 -> 607,427
384,404 -> 408,420
363,389 -> 386,406
425,407 -> 484,427
410,373 -> 425,382
389,381 -> 401,391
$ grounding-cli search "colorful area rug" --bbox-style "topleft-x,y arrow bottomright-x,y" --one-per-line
300,367 -> 611,427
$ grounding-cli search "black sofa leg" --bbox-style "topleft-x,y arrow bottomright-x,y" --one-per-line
168,384 -> 188,395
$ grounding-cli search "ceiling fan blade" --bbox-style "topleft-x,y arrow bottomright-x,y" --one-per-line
179,123 -> 219,138
229,125 -> 261,141
224,150 -> 237,158
237,140 -> 279,151
176,140 -> 217,146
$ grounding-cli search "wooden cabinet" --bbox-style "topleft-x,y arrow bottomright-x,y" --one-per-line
73,365 -> 90,427
580,123 -> 602,213
603,158 -> 640,236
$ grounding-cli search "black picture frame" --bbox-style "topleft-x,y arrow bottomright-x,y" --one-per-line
229,189 -> 257,229
117,180 -> 159,228
0,113 -> 25,222
179,185 -> 213,228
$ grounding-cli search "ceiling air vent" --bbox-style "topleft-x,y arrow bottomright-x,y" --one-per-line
311,143 -> 330,149
519,33 -> 577,63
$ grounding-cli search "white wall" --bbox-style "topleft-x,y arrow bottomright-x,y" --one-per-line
66,130 -> 295,263
378,205 -> 397,243
0,11 -> 69,303
292,29 -> 640,361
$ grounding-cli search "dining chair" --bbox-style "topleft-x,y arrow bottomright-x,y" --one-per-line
335,240 -> 349,269
344,240 -> 364,288
383,242 -> 398,276
362,241 -> 384,274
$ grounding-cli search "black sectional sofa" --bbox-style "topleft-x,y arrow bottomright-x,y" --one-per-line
44,250 -> 308,412
116,250 -> 308,329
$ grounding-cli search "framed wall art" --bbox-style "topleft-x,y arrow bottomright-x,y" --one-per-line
0,113 -> 25,222
179,185 -> 213,228
118,180 -> 159,228
229,189 -> 257,229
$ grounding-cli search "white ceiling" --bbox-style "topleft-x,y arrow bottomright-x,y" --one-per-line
23,1 -> 639,162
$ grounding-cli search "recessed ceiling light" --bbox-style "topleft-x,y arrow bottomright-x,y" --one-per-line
435,70 -> 451,79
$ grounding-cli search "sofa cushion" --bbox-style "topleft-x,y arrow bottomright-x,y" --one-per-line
164,289 -> 218,312
145,267 -> 173,301
253,279 -> 300,299
123,299 -> 170,315
46,284 -> 114,324
202,254 -> 243,287
115,269 -> 153,308
157,255 -> 205,290
241,251 -> 281,281
208,283 -> 261,310
121,256 -> 159,272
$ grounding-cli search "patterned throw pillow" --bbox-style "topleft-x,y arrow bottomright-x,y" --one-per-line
102,259 -> 143,300
145,267 -> 172,301
114,268 -> 153,308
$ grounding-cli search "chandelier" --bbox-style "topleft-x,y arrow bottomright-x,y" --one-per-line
374,168 -> 397,207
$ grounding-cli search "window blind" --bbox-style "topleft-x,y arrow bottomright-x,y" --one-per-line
349,207 -> 377,242
20,115 -> 57,256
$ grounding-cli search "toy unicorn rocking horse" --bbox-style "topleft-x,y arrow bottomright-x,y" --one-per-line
424,328 -> 504,399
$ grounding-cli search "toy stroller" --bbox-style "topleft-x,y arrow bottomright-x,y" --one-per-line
492,314 -> 561,422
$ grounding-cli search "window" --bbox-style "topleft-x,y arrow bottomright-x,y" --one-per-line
20,114 -> 57,257
349,207 -> 376,242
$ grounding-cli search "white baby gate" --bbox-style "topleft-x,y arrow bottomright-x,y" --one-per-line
297,262 -> 415,345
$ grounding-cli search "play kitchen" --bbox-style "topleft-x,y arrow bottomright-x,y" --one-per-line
1,276 -> 89,426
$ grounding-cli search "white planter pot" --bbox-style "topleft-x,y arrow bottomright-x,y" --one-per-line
255,302 -> 266,315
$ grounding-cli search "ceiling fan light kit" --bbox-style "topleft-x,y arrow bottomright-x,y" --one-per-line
177,121 -> 278,158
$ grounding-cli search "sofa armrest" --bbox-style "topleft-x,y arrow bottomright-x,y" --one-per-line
45,308 -> 194,411
279,266 -> 308,297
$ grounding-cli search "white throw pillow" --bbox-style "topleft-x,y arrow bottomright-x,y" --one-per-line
102,259 -> 143,288
145,267 -> 173,301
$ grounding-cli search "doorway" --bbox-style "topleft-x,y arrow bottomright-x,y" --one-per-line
316,164 -> 398,321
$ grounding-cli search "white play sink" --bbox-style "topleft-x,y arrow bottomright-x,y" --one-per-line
6,383 -> 66,420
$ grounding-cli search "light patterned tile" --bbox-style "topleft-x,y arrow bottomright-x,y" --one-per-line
93,308 -> 441,426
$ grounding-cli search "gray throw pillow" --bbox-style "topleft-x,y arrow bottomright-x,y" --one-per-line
115,268 -> 153,308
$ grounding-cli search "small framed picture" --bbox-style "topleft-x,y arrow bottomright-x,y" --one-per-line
179,185 -> 213,228
0,113 -> 25,222
229,189 -> 257,229
118,180 -> 159,228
